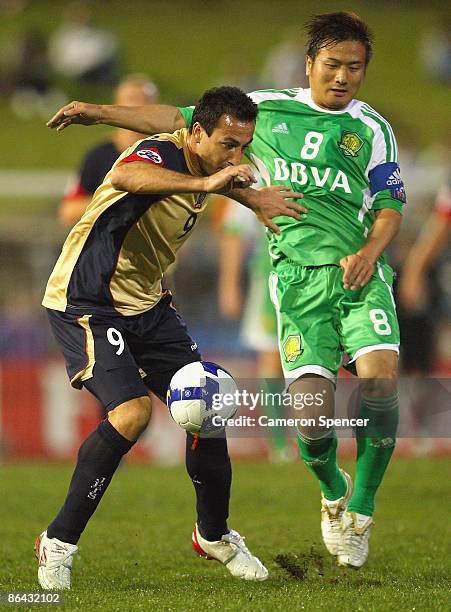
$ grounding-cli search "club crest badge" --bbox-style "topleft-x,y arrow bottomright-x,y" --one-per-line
136,148 -> 164,164
338,131 -> 364,157
282,335 -> 303,362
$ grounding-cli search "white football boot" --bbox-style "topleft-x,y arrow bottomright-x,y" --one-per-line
321,469 -> 353,556
192,525 -> 268,581
35,531 -> 78,590
337,511 -> 373,569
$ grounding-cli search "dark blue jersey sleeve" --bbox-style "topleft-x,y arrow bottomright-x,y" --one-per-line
120,139 -> 188,174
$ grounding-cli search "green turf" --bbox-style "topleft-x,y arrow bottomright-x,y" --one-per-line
1,459 -> 450,610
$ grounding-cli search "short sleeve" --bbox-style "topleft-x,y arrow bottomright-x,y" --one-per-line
369,162 -> 406,213
120,139 -> 184,173
366,123 -> 406,213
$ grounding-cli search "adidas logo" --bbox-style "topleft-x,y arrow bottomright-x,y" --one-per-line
272,122 -> 289,134
387,169 -> 402,186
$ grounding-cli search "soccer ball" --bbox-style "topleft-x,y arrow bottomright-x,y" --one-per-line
167,361 -> 238,436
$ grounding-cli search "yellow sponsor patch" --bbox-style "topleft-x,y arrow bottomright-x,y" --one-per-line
338,131 -> 364,157
282,335 -> 303,362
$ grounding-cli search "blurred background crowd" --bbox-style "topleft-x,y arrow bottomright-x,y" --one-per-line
0,0 -> 449,461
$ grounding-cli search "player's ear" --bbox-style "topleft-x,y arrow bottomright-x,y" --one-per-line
306,55 -> 313,76
192,122 -> 203,144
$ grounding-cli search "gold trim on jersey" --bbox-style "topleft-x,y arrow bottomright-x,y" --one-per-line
42,129 -> 211,316
70,314 -> 95,387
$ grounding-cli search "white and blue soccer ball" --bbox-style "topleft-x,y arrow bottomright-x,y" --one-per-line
167,361 -> 238,436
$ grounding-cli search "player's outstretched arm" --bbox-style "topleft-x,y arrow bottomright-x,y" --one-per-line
230,185 -> 306,235
111,162 -> 255,195
340,209 -> 402,290
47,101 -> 185,134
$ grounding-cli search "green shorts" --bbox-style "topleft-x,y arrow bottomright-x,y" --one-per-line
269,261 -> 400,382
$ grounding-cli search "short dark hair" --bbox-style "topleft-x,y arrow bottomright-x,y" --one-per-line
305,12 -> 373,66
190,86 -> 257,135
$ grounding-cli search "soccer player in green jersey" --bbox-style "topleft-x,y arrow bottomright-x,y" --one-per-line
48,12 -> 405,569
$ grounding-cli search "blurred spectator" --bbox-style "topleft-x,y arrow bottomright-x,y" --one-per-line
397,173 -> 450,450
398,173 -> 450,319
0,27 -> 66,117
218,199 -> 295,462
59,74 -> 159,227
392,120 -> 448,264
420,21 -> 451,85
48,0 -> 120,87
390,121 -> 449,375
8,29 -> 49,94
260,28 -> 308,89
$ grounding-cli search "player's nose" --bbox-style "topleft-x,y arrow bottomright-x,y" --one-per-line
335,69 -> 348,85
229,149 -> 242,165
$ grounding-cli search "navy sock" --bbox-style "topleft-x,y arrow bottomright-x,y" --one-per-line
47,420 -> 134,544
185,433 -> 231,542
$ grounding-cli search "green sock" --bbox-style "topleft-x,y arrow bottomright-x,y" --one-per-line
348,393 -> 399,516
263,378 -> 287,454
297,431 -> 346,500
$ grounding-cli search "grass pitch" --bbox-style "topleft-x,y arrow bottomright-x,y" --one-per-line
1,458 -> 450,611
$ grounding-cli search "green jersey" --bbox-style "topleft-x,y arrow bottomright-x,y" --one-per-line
178,87 -> 406,266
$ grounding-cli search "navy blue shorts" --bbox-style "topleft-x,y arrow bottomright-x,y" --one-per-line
46,295 -> 202,411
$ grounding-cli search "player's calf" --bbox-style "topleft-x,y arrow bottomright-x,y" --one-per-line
44,416 -> 137,554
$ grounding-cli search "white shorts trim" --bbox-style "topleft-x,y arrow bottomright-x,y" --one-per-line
376,261 -> 397,310
269,271 -> 284,353
348,343 -> 400,365
283,364 -> 336,384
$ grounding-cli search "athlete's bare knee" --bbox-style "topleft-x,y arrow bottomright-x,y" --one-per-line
356,352 -> 398,397
108,396 -> 152,441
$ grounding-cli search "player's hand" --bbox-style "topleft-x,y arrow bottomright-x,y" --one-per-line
340,253 -> 374,290
47,101 -> 102,131
253,186 -> 306,234
204,164 -> 256,194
